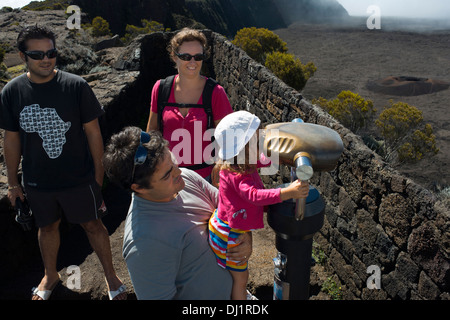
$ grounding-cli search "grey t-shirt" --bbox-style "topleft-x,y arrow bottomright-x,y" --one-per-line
123,168 -> 232,299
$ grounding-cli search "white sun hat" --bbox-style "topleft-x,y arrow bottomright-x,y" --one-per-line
214,110 -> 261,160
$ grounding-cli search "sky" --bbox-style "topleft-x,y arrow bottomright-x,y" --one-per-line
336,0 -> 450,19
0,0 -> 40,9
1,0 -> 450,19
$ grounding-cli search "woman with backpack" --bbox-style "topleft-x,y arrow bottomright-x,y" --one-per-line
146,28 -> 233,184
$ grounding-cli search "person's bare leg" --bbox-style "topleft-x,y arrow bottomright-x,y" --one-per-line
81,219 -> 126,300
32,219 -> 61,300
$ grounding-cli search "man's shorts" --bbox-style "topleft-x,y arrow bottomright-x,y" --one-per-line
208,209 -> 248,272
25,182 -> 108,228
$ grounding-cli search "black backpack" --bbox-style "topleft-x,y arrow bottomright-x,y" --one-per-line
157,75 -> 218,133
156,75 -> 218,170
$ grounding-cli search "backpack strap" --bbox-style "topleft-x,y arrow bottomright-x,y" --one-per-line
157,75 -> 176,133
201,77 -> 218,129
200,78 -> 218,162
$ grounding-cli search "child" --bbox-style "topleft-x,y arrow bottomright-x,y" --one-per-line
209,111 -> 310,300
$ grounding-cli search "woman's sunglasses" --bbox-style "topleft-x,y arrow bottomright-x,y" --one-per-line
130,131 -> 151,183
23,49 -> 58,60
175,52 -> 206,61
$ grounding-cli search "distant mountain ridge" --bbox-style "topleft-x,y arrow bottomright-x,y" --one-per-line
69,0 -> 348,36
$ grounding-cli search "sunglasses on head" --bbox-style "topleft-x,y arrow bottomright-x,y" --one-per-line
175,52 -> 206,61
23,48 -> 58,60
130,131 -> 151,183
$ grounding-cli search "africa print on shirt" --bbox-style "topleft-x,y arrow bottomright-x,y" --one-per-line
19,104 -> 71,159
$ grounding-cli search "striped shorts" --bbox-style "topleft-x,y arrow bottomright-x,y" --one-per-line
208,209 -> 248,272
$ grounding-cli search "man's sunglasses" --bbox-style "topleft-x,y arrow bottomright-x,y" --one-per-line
23,49 -> 58,60
175,52 -> 206,61
131,131 -> 151,183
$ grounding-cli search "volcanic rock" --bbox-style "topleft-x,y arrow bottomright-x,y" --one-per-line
367,76 -> 450,96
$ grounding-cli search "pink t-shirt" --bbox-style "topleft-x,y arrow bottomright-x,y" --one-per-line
151,75 -> 233,178
217,157 -> 282,230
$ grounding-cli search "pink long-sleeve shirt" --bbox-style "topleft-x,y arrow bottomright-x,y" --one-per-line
217,159 -> 282,230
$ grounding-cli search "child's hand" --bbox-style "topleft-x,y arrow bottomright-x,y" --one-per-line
280,180 -> 309,201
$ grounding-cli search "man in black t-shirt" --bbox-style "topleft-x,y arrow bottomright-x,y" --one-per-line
0,26 -> 126,300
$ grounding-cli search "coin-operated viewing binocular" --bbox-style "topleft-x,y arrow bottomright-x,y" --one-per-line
264,119 -> 344,300
264,119 -> 344,220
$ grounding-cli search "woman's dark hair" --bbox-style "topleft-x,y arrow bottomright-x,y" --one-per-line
103,126 -> 168,191
17,25 -> 57,53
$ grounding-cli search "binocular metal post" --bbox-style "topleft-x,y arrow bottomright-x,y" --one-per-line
264,118 -> 343,300
268,184 -> 325,300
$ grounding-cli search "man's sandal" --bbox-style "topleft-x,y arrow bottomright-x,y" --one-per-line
31,279 -> 61,300
108,284 -> 127,300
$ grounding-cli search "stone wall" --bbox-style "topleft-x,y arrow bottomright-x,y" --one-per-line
205,32 -> 449,300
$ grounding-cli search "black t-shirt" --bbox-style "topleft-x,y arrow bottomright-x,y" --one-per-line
0,70 -> 104,189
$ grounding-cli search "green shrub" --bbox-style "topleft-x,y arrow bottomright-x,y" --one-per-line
376,101 -> 439,163
232,27 -> 287,65
375,101 -> 422,143
0,44 -> 7,80
0,46 -> 5,64
312,91 -> 376,134
265,51 -> 316,91
232,27 -> 316,91
314,94 -> 438,164
91,16 -> 111,38
22,0 -> 69,11
312,242 -> 327,266
6,64 -> 26,79
121,19 -> 169,44
0,6 -> 13,13
321,276 -> 342,300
